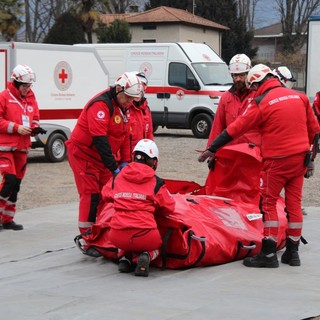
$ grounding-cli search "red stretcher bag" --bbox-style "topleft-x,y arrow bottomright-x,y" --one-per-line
205,143 -> 263,206
79,192 -> 288,268
151,193 -> 287,269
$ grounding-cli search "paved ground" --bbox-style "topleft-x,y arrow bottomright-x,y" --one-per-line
1,202 -> 319,320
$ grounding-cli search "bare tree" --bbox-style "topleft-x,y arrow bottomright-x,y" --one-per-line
275,0 -> 320,52
24,0 -> 74,42
237,0 -> 260,31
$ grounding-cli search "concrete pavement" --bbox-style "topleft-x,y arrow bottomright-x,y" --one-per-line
0,203 -> 319,320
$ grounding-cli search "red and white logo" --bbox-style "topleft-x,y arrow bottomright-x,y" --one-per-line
140,62 -> 152,77
176,90 -> 184,100
54,61 -> 73,91
97,111 -> 105,119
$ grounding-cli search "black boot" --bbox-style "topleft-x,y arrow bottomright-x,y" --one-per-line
243,238 -> 279,268
135,252 -> 150,277
281,238 -> 301,266
3,221 -> 23,231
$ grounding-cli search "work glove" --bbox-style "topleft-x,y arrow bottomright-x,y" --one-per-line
31,127 -> 47,136
113,168 -> 120,178
304,160 -> 315,179
207,157 -> 216,171
119,162 -> 129,170
198,149 -> 214,162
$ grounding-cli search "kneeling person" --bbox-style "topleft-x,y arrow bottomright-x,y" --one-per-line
102,139 -> 175,277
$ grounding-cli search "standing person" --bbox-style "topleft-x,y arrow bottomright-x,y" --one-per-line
0,64 -> 40,230
312,91 -> 320,124
198,64 -> 320,268
274,66 -> 310,216
125,72 -> 154,153
66,72 -> 144,234
204,54 -> 260,202
104,139 -> 175,277
273,66 -> 296,89
206,53 -> 260,148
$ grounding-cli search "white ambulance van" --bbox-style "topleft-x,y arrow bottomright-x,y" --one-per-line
0,42 -> 109,161
75,42 -> 232,138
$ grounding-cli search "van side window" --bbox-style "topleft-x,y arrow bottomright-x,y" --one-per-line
169,62 -> 196,89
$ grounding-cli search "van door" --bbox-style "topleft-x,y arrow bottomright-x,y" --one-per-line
163,62 -> 200,128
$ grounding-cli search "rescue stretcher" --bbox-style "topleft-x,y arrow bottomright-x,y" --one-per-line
76,143 -> 289,269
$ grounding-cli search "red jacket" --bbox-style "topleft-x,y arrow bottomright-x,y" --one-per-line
102,162 -> 175,229
68,87 -> 130,170
0,82 -> 40,151
313,91 -> 320,123
227,78 -> 320,158
207,86 -> 260,148
126,98 -> 154,153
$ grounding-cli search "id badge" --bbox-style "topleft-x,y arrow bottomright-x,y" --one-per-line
22,114 -> 30,128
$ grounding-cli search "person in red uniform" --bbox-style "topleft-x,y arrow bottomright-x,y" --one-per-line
198,64 -> 320,268
103,139 -> 175,277
205,54 -> 260,201
0,64 -> 40,230
125,72 -> 154,153
206,53 -> 259,148
273,66 -> 296,90
66,72 -> 144,234
312,91 -> 320,124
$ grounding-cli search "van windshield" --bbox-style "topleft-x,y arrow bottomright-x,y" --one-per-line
192,62 -> 233,86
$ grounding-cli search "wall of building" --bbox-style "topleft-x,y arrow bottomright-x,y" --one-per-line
130,24 -> 221,55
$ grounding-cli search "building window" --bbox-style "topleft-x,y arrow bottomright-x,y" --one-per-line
143,25 -> 157,30
143,39 -> 156,43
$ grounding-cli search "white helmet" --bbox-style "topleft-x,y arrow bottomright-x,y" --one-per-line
273,66 -> 296,89
136,72 -> 148,86
115,72 -> 144,99
228,54 -> 251,74
133,139 -> 159,159
127,71 -> 148,87
11,64 -> 36,83
247,64 -> 273,87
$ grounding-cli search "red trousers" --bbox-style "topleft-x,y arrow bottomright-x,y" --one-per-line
260,152 -> 306,242
108,227 -> 162,262
67,142 -> 112,233
0,151 -> 27,223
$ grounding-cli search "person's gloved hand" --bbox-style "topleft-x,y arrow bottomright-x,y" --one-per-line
113,168 -> 120,178
119,162 -> 129,170
304,160 -> 315,178
207,157 -> 216,170
198,150 -> 214,162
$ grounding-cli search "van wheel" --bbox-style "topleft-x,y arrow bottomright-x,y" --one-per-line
191,113 -> 212,139
153,125 -> 158,133
44,133 -> 67,162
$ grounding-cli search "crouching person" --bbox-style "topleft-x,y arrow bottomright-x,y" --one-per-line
101,139 -> 175,277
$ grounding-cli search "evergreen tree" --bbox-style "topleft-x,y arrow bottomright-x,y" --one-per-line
43,12 -> 86,44
0,0 -> 23,41
96,19 -> 131,43
195,0 -> 257,63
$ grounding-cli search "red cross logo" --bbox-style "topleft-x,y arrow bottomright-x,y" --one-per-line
176,90 -> 184,100
59,69 -> 68,84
